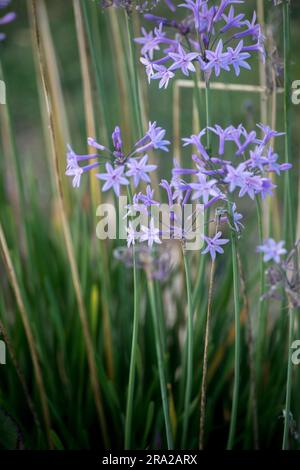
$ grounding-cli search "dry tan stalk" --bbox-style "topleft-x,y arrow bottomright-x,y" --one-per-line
176,79 -> 284,94
36,1 -> 72,203
30,0 -> 109,447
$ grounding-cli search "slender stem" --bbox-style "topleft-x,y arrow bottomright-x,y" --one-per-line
227,206 -> 241,450
192,66 -> 202,127
181,250 -> 194,449
199,250 -> 216,449
192,81 -> 211,310
255,197 -> 267,375
125,249 -> 139,449
205,82 -> 211,149
123,11 -> 144,448
125,12 -> 143,138
238,253 -> 259,450
282,307 -> 294,450
124,185 -> 140,449
283,0 -> 294,247
148,277 -> 174,449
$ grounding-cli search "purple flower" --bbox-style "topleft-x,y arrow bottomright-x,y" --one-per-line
65,145 -> 100,188
140,55 -> 155,83
227,40 -> 251,76
257,239 -> 287,263
135,27 -> 160,59
235,129 -> 257,155
233,11 -> 260,40
125,193 -> 149,218
205,40 -> 230,77
87,137 -> 106,151
134,121 -> 170,153
179,1 -> 203,31
126,155 -> 157,187
140,218 -> 161,247
169,43 -> 199,76
220,6 -> 245,33
137,185 -> 160,207
249,146 -> 267,171
259,178 -> 276,200
151,64 -> 175,89
264,147 -> 292,175
190,173 -> 220,204
256,123 -> 285,146
96,163 -> 129,196
126,222 -> 137,248
238,174 -> 262,199
182,129 -> 209,160
208,125 -> 235,155
214,0 -> 244,22
202,231 -> 230,260
112,126 -> 123,152
224,163 -> 250,192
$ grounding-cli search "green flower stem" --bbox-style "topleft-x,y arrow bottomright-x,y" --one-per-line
191,68 -> 202,126
283,0 -> 294,247
148,277 -> 174,450
227,204 -> 241,450
124,246 -> 139,449
123,10 -> 145,446
282,307 -> 294,450
124,185 -> 140,449
205,82 -> 211,149
192,81 -> 211,310
181,249 -> 194,449
255,197 -> 267,376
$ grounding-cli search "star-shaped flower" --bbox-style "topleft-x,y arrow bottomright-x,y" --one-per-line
96,163 -> 129,197
190,173 -> 219,204
126,155 -> 157,188
201,231 -> 230,260
257,239 -> 287,263
151,65 -> 175,89
169,43 -> 199,76
140,218 -> 161,247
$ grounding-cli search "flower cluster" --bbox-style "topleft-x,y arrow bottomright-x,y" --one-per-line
123,122 -> 289,259
174,123 -> 289,202
65,122 -> 169,195
135,0 -> 265,88
0,0 -> 16,42
125,175 -> 230,259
